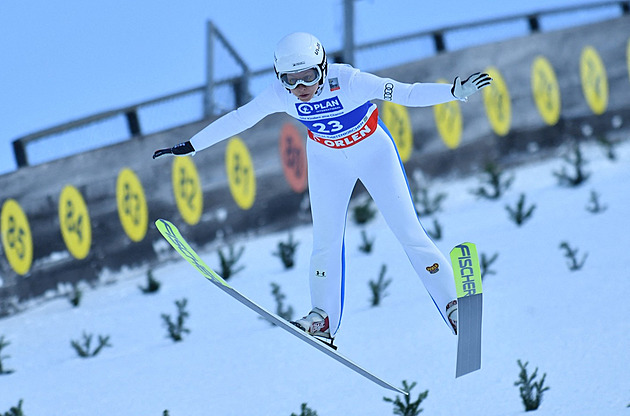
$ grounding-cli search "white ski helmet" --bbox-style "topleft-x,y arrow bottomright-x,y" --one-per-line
274,32 -> 327,90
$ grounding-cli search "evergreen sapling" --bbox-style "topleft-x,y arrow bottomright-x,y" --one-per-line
139,269 -> 161,294
369,264 -> 392,307
585,190 -> 607,214
218,243 -> 245,280
358,229 -> 375,254
505,193 -> 536,226
413,184 -> 447,217
595,134 -> 620,161
0,298 -> 20,318
559,241 -> 588,271
273,233 -> 299,269
383,380 -> 428,416
70,332 -> 112,358
479,252 -> 499,280
161,298 -> 191,342
2,399 -> 24,416
290,403 -> 318,416
0,335 -> 14,375
353,198 -> 376,225
470,162 -> 514,200
514,359 -> 550,411
553,141 -> 590,187
68,282 -> 82,307
270,282 -> 294,322
425,218 -> 443,240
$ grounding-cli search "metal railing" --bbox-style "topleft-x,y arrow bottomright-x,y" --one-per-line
357,1 -> 629,54
11,0 -> 629,168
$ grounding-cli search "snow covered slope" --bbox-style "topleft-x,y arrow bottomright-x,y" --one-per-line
1,139 -> 629,415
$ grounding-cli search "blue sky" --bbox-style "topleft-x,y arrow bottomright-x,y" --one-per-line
0,0 -> 617,175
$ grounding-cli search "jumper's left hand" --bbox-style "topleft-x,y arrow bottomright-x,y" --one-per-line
451,72 -> 492,102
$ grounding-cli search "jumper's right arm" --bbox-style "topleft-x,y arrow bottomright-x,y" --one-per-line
152,85 -> 281,159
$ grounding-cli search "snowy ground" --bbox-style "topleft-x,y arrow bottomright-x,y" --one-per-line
1,138 -> 629,415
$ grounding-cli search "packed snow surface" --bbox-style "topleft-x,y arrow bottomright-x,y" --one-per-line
1,139 -> 629,415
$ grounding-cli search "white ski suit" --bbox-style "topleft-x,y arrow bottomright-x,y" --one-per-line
190,63 -> 458,336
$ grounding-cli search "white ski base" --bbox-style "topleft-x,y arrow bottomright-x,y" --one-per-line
455,293 -> 483,377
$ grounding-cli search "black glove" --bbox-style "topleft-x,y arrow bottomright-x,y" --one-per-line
152,141 -> 196,159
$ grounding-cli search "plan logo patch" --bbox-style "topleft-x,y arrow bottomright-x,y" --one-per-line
296,97 -> 343,116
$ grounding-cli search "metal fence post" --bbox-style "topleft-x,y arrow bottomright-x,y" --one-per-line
343,0 -> 355,65
12,139 -> 28,168
433,32 -> 446,52
205,21 -> 251,114
125,110 -> 142,137
204,20 -> 215,118
528,15 -> 541,33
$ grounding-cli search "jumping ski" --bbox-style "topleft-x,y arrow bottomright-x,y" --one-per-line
450,242 -> 483,377
155,218 -> 406,395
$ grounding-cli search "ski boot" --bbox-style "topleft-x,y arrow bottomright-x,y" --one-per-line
291,307 -> 336,349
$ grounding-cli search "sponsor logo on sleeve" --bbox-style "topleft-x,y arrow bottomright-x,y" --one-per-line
329,77 -> 340,91
383,82 -> 394,101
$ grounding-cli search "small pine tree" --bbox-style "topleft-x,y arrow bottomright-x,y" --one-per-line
358,229 -> 375,254
470,162 -> 514,200
383,380 -> 428,416
2,399 -> 24,416
425,218 -> 443,240
70,332 -> 112,358
413,185 -> 447,217
505,193 -> 536,226
353,198 -> 377,225
290,402 -> 318,416
0,298 -> 20,318
139,269 -> 161,294
270,283 -> 294,322
218,244 -> 245,280
480,252 -> 499,280
68,283 -> 82,307
0,335 -> 15,375
161,298 -> 191,342
553,141 -> 590,187
585,190 -> 607,214
595,134 -> 620,161
559,241 -> 588,271
369,264 -> 392,307
514,360 -> 550,411
273,233 -> 299,269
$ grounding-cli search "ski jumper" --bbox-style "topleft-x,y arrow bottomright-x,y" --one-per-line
190,63 -> 458,336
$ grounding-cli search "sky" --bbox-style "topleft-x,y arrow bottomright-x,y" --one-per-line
0,0 -> 620,175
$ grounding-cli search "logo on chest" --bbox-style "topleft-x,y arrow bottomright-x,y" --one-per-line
296,97 -> 343,116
